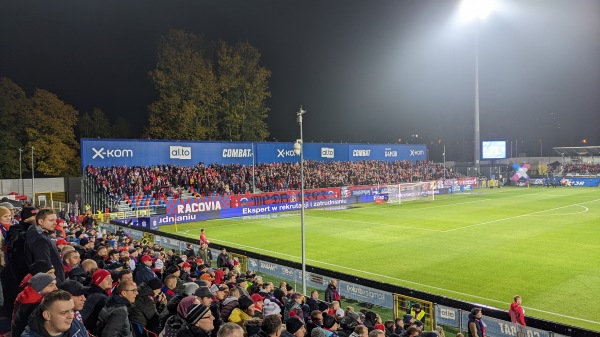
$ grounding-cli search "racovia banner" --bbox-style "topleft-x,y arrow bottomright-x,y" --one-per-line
82,139 -> 427,170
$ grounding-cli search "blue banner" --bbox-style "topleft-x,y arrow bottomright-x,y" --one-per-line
338,281 -> 394,309
564,177 -> 600,187
82,139 -> 428,170
460,310 -> 550,337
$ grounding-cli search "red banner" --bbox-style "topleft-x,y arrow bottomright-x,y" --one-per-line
458,177 -> 477,186
230,187 -> 341,208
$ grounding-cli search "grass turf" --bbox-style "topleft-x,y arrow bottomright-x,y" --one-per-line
159,186 -> 600,331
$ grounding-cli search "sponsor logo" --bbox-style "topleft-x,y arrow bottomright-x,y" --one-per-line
260,261 -> 277,271
344,284 -> 386,301
277,149 -> 298,158
321,147 -> 335,158
157,214 -> 198,224
177,201 -> 222,214
410,149 -> 425,156
440,308 -> 456,320
571,180 -> 585,186
280,267 -> 295,276
170,146 -> 192,160
92,148 -> 133,159
385,148 -> 398,157
511,163 -> 530,181
249,259 -> 258,268
222,148 -> 253,158
352,149 -> 371,157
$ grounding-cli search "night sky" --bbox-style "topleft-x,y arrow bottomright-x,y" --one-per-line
1,0 -> 599,162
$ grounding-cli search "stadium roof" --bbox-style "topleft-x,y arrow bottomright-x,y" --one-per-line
553,146 -> 600,157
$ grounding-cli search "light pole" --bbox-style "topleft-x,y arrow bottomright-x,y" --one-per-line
294,106 -> 307,295
31,146 -> 35,205
540,139 -> 543,158
460,0 -> 494,176
19,148 -> 23,195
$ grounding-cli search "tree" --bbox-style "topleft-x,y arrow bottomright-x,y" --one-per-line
0,78 -> 30,178
24,89 -> 80,176
112,116 -> 132,139
79,107 -> 112,138
145,30 -> 220,140
216,40 -> 271,141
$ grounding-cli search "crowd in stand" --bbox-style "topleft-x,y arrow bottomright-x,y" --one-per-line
86,161 -> 458,201
0,203 -> 454,337
561,163 -> 600,175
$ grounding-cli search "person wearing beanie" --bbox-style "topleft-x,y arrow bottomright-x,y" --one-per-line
178,303 -> 214,337
18,260 -> 56,293
81,269 -> 113,335
24,209 -> 65,285
262,298 -> 282,317
129,277 -> 167,334
312,327 -> 327,337
12,273 -> 58,337
0,206 -> 11,268
322,314 -> 340,337
283,316 -> 306,337
162,296 -> 201,337
228,295 -> 256,329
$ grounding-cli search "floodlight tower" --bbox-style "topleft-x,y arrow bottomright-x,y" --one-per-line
460,0 -> 495,177
294,106 -> 307,295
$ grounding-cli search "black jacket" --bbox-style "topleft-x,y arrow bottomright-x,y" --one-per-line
128,282 -> 164,333
25,225 -> 65,284
176,324 -> 212,337
97,294 -> 133,337
81,284 -> 109,335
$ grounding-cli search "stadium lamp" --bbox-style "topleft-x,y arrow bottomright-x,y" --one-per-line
295,106 -> 307,295
459,0 -> 495,177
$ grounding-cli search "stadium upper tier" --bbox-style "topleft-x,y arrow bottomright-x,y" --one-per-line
85,160 -> 457,206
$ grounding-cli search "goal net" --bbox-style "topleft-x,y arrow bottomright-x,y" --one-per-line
384,181 -> 435,204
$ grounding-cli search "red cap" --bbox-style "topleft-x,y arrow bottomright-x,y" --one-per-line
251,293 -> 266,302
141,255 -> 154,263
92,269 -> 111,286
182,262 -> 192,268
56,239 -> 68,246
196,259 -> 204,265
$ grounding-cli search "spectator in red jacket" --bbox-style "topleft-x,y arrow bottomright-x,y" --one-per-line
509,295 -> 526,326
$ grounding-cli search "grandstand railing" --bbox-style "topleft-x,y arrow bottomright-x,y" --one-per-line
100,220 -> 597,337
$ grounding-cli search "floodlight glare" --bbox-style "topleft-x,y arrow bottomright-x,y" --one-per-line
460,0 -> 495,20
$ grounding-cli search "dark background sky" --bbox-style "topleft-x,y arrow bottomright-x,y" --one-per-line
1,0 -> 599,162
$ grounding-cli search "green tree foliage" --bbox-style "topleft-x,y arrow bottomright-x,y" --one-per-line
24,89 -> 80,176
79,107 -> 112,138
146,30 -> 220,140
112,116 -> 132,139
217,40 -> 271,141
146,30 -> 271,141
0,78 -> 30,178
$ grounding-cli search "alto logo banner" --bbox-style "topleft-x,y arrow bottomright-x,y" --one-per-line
321,147 -> 335,158
170,146 -> 192,159
511,163 -> 530,181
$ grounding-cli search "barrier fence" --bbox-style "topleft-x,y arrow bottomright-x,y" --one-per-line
98,221 -> 597,337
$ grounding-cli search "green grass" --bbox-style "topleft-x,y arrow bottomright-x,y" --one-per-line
160,187 -> 600,332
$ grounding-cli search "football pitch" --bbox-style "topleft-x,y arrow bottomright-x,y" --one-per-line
160,187 -> 600,331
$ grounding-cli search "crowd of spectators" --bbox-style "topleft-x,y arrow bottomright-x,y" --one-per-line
0,204 -> 447,337
86,161 -> 458,202
561,163 -> 600,175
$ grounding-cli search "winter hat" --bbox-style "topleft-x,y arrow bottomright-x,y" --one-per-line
185,303 -> 211,325
0,202 -> 14,210
147,278 -> 163,291
20,207 -> 38,221
59,279 -> 88,296
402,314 -> 413,324
184,282 -> 200,296
0,206 -> 10,219
29,273 -> 55,293
322,315 -> 337,329
92,269 -> 111,286
29,260 -> 54,275
311,328 -> 326,337
423,333 -> 439,337
239,295 -> 255,310
195,286 -> 214,299
262,299 -> 281,316
177,296 -> 199,317
286,316 -> 305,334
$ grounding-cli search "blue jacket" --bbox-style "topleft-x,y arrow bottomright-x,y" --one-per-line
134,264 -> 156,285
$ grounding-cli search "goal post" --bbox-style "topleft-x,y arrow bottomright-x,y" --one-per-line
384,181 -> 435,204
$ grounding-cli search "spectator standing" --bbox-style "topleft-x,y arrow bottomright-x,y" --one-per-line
12,273 -> 58,337
200,229 -> 210,246
97,280 -> 137,337
409,303 -> 425,323
217,248 -> 230,269
59,280 -> 90,337
467,308 -> 486,337
325,280 -> 341,305
25,209 -> 65,284
509,296 -> 526,326
22,290 -> 75,337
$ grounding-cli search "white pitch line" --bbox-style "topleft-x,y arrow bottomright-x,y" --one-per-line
443,198 -> 600,232
212,238 -> 600,326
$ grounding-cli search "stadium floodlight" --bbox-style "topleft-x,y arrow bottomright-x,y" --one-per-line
460,0 -> 495,177
295,106 -> 307,296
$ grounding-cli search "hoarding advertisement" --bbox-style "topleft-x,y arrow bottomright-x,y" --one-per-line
230,188 -> 341,207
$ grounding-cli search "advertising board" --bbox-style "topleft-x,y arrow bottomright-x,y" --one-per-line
230,187 -> 341,207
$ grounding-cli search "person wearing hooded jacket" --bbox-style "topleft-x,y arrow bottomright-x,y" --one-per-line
220,287 -> 241,322
13,273 -> 59,337
22,290 -> 84,337
81,269 -> 113,335
128,278 -> 167,334
508,296 -> 526,326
